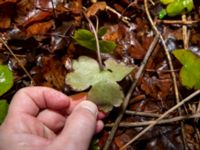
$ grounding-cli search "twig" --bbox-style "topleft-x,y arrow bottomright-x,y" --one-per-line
106,113 -> 200,127
125,110 -> 161,118
103,34 -> 160,150
106,6 -> 131,25
181,14 -> 189,150
83,12 -> 103,70
50,0 -> 57,18
144,0 -> 187,149
156,19 -> 200,25
119,90 -> 200,150
0,35 -> 34,84
182,15 -> 189,49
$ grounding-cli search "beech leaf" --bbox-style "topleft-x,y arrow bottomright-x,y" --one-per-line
73,29 -> 116,53
0,65 -> 13,96
88,80 -> 124,112
0,100 -> 8,124
172,49 -> 200,89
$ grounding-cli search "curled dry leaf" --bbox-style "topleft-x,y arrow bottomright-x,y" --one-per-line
26,20 -> 54,37
86,2 -> 107,17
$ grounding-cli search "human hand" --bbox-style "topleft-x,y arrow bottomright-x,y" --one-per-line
0,87 -> 104,150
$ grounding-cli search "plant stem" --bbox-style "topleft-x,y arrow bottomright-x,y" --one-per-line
83,12 -> 103,70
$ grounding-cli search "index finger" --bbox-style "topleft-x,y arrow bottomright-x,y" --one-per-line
8,86 -> 70,116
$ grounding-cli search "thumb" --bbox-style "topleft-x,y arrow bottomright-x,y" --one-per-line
53,101 -> 98,150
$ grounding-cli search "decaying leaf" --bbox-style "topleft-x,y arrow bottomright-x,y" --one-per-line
0,100 -> 8,124
86,2 -> 107,17
73,29 -> 116,53
0,65 -> 13,96
172,49 -> 200,89
65,56 -> 134,111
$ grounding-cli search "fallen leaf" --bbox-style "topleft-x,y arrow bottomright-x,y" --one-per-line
88,80 -> 123,112
26,20 -> 54,37
0,65 -> 13,96
172,49 -> 200,89
86,2 -> 107,17
0,100 -> 8,124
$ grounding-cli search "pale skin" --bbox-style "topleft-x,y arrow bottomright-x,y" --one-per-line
0,87 -> 104,150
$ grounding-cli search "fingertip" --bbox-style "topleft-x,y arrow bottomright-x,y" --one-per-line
95,120 -> 104,134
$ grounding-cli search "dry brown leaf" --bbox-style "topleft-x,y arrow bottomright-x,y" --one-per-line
86,2 -> 107,17
0,0 -> 17,5
26,20 -> 54,37
15,0 -> 59,27
41,56 -> 66,90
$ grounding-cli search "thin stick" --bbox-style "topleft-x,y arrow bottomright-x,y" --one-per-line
125,110 -> 161,118
119,90 -> 200,150
50,0 -> 57,18
181,14 -> 189,150
103,34 -> 160,150
106,6 -> 130,25
83,12 -> 103,69
0,35 -> 34,83
106,113 -> 200,127
144,0 -> 187,149
182,15 -> 189,49
156,19 -> 200,25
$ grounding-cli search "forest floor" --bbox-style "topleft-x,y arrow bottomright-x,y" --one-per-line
0,0 -> 200,150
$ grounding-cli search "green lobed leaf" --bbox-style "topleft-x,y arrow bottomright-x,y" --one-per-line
65,56 -> 134,111
73,29 -> 116,53
65,56 -> 100,91
66,56 -> 134,91
88,80 -> 124,112
0,100 -> 8,124
0,65 -> 13,96
104,58 -> 134,81
172,49 -> 200,89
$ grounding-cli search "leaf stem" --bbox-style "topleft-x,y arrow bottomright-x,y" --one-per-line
83,12 -> 103,70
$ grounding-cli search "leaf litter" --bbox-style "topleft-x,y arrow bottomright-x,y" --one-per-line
0,0 -> 200,150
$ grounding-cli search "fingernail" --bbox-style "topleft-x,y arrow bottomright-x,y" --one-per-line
75,101 -> 98,117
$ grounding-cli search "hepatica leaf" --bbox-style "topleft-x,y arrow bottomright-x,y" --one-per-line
172,49 -> 200,89
65,56 -> 100,91
65,56 -> 134,111
0,65 -> 13,96
0,100 -> 8,124
73,29 -> 116,53
104,59 -> 134,81
88,80 -> 124,112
